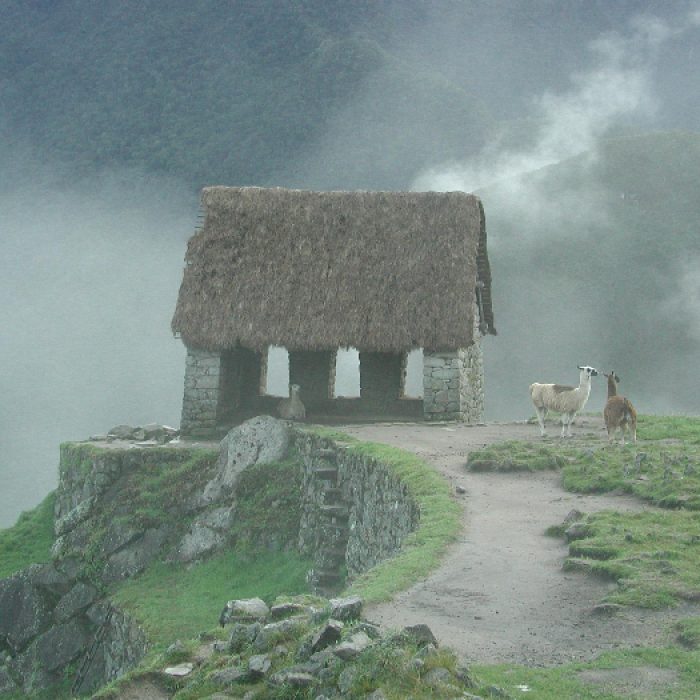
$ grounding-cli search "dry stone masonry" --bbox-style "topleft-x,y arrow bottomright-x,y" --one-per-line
423,302 -> 485,422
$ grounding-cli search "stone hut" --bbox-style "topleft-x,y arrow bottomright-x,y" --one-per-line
171,186 -> 496,436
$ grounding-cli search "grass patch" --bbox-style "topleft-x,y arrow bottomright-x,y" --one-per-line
637,414 -> 700,442
676,618 -> 700,649
562,510 -> 700,608
110,548 -> 312,649
0,492 -> 56,578
467,440 -> 571,471
475,646 -> 700,700
230,456 -> 303,549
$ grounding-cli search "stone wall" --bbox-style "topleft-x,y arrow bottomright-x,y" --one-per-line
422,302 -> 484,422
295,431 -> 420,592
180,348 -> 223,437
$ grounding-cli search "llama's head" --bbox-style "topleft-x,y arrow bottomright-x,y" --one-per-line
577,365 -> 599,378
603,371 -> 620,384
290,383 -> 301,395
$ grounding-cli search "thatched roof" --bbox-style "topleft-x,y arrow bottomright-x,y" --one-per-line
172,187 -> 496,353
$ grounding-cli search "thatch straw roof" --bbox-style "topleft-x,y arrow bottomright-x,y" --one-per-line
172,187 -> 496,353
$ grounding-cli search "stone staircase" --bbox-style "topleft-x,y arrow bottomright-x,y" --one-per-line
307,449 -> 351,595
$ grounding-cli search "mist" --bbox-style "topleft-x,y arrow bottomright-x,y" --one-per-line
0,139 -> 196,526
411,5 -> 700,421
2,2 -> 699,528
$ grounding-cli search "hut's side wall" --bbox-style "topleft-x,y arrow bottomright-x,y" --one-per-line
180,348 -> 223,437
422,302 -> 484,423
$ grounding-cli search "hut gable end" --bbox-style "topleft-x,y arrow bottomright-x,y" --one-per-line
172,187 -> 495,353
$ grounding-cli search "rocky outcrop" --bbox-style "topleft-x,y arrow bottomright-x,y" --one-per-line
111,594 -> 487,699
1,416 -> 426,697
0,562 -> 146,696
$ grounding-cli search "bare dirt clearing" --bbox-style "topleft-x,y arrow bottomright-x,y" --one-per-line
337,417 -> 698,666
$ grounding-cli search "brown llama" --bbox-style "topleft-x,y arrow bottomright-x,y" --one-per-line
602,371 -> 637,444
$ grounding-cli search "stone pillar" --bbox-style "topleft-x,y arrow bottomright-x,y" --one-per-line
180,348 -> 223,437
422,303 -> 484,423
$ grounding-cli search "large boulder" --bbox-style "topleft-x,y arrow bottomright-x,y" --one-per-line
199,416 -> 290,505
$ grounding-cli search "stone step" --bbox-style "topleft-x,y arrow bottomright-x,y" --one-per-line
313,467 -> 338,481
311,448 -> 337,462
319,505 -> 349,520
322,487 -> 344,503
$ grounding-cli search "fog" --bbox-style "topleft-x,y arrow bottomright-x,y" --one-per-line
412,4 -> 700,421
0,138 -> 196,526
2,3 -> 699,527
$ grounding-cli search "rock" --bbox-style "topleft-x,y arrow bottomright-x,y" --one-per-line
164,662 -> 194,676
329,595 -> 363,621
400,624 -> 438,648
270,602 -> 309,619
269,670 -> 316,687
200,416 -> 290,504
219,598 -> 270,626
565,522 -> 590,542
228,622 -> 262,652
337,665 -> 358,693
54,497 -> 97,537
254,619 -> 306,652
311,620 -> 344,652
30,563 -> 73,597
54,582 -> 98,623
332,631 -> 371,661
107,424 -> 137,439
0,568 -> 54,653
35,619 -> 89,672
102,527 -> 170,584
99,520 -> 144,559
248,653 -> 271,678
423,667 -> 453,686
209,665 -> 247,685
0,665 -> 19,694
175,522 -> 226,563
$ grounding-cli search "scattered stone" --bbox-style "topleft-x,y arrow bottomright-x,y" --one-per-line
270,602 -> 309,619
400,623 -> 438,648
268,670 -> 316,687
209,665 -> 247,685
107,424 -> 138,440
564,522 -> 589,542
248,653 -> 271,678
329,596 -> 363,621
423,667 -> 453,686
332,631 -> 371,661
219,598 -> 269,626
366,690 -> 387,700
311,620 -> 344,652
163,662 -> 194,677
227,623 -> 261,652
254,619 -> 305,652
456,485 -> 467,494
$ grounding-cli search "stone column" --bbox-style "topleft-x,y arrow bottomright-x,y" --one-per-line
180,348 -> 223,437
422,303 -> 484,423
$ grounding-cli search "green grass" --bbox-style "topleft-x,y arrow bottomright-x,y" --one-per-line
0,492 -> 56,578
474,646 -> 700,700
111,548 -> 312,649
564,509 -> 700,608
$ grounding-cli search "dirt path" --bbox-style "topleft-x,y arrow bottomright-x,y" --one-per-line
337,417 -> 697,666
